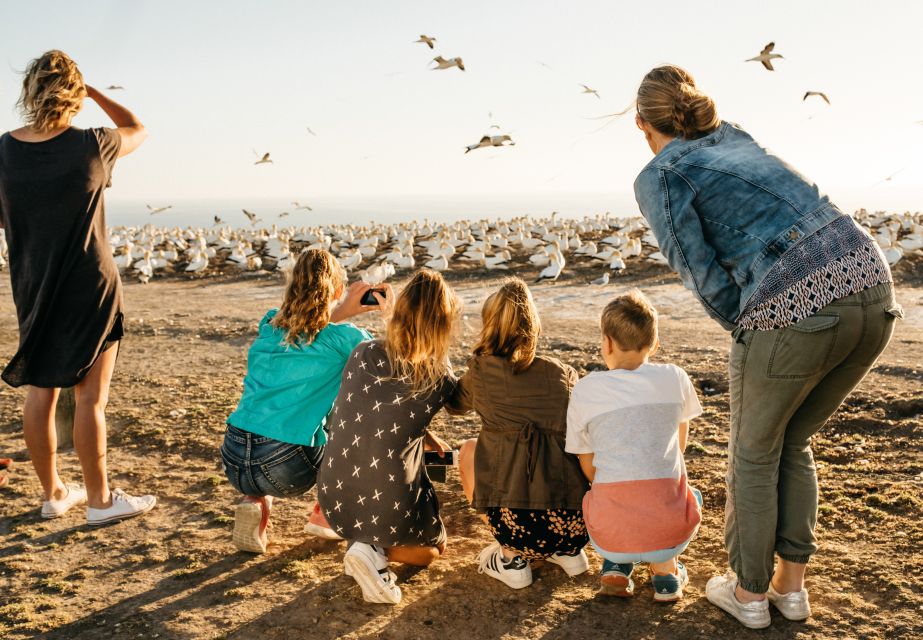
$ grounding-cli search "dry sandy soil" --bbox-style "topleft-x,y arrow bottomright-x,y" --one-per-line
0,252 -> 921,640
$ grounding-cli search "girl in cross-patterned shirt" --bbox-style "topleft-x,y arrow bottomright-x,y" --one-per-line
318,269 -> 460,605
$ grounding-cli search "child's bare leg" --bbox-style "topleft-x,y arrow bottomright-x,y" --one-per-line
458,438 -> 488,525
649,557 -> 678,575
386,541 -> 446,566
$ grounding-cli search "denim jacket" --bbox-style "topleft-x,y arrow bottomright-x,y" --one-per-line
633,121 -> 844,331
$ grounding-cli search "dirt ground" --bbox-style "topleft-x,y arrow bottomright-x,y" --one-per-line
0,254 -> 921,640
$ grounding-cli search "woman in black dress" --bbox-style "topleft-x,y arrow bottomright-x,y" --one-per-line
318,269 -> 460,605
0,51 -> 155,525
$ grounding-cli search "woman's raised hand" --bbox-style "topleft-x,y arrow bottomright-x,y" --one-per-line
331,281 -> 394,322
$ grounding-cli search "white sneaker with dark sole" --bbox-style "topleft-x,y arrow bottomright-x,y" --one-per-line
344,542 -> 401,604
86,489 -> 156,526
768,584 -> 811,621
477,543 -> 532,589
705,572 -> 771,629
546,549 -> 589,577
41,484 -> 87,519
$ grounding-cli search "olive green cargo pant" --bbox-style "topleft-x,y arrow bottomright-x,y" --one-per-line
726,283 -> 902,593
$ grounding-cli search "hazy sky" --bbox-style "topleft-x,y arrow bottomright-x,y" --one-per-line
1,0 -> 922,215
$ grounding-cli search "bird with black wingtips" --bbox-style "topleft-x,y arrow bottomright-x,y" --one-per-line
415,35 -> 436,49
746,42 -> 784,71
803,91 -> 830,105
432,56 -> 465,71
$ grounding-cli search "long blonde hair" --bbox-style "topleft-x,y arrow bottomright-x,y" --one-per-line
473,277 -> 540,373
18,50 -> 86,133
384,269 -> 460,395
637,65 -> 719,140
272,249 -> 344,345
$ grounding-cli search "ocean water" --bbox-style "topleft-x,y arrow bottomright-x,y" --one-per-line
105,192 -> 644,229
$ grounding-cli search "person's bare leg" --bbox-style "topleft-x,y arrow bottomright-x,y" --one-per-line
386,542 -> 446,566
74,345 -> 119,509
458,438 -> 489,525
23,386 -> 65,501
771,557 -> 807,593
649,558 -> 678,576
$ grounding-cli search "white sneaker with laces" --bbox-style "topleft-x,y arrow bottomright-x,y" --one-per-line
86,489 -> 157,526
546,549 -> 589,577
705,572 -> 771,629
41,483 -> 87,519
477,542 -> 532,589
767,584 -> 811,620
344,542 -> 401,604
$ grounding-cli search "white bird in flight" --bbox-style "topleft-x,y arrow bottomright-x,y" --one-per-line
415,35 -> 436,49
746,42 -> 784,71
803,91 -> 830,105
431,56 -> 465,71
146,204 -> 173,215
254,152 -> 273,165
106,85 -> 124,90
580,84 -> 601,99
292,202 -> 313,211
242,209 -> 262,225
305,127 -> 317,136
465,134 -> 515,154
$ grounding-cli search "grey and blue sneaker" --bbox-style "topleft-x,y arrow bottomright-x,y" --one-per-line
600,559 -> 635,597
652,562 -> 689,602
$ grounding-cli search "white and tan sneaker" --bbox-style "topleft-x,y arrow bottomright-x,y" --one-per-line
87,489 -> 156,526
768,584 -> 811,620
705,572 -> 771,629
344,542 -> 401,604
41,484 -> 87,519
546,549 -> 590,577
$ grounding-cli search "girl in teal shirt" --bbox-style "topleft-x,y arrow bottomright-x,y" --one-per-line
221,248 -> 391,553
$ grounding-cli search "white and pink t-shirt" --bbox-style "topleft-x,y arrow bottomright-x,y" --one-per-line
566,362 -> 703,553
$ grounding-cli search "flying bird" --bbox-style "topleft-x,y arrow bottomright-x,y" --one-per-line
432,56 -> 465,71
106,85 -> 124,90
872,167 -> 906,188
580,84 -> 601,99
146,204 -> 173,215
254,152 -> 273,165
242,209 -> 262,224
306,127 -> 317,136
746,42 -> 784,71
414,35 -> 436,49
292,202 -> 313,211
803,91 -> 831,105
213,215 -> 223,225
465,134 -> 515,154
278,212 -> 290,219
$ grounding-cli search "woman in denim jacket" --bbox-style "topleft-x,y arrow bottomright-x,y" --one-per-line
631,65 -> 902,629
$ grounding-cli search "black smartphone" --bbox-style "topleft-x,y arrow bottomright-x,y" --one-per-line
360,288 -> 385,306
424,450 -> 458,466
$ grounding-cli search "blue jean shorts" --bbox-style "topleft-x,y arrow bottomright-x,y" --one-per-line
591,488 -> 704,564
220,424 -> 324,498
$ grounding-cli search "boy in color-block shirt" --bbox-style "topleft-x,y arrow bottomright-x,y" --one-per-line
566,289 -> 703,602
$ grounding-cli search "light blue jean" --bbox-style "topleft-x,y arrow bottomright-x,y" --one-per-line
592,488 -> 703,564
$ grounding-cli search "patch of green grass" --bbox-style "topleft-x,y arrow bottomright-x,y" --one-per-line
866,491 -> 919,514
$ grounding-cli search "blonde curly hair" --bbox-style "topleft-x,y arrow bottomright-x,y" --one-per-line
18,50 -> 86,133
272,249 -> 345,345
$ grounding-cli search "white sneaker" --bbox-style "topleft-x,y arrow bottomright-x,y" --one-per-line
546,549 -> 589,577
768,584 -> 811,621
705,572 -> 771,629
344,542 -> 401,604
477,542 -> 532,589
41,483 -> 87,519
86,489 -> 157,526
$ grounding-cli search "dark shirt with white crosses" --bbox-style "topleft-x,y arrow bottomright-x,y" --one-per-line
317,340 -> 456,548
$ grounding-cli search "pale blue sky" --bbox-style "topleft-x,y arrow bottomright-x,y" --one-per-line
2,0 -> 922,218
